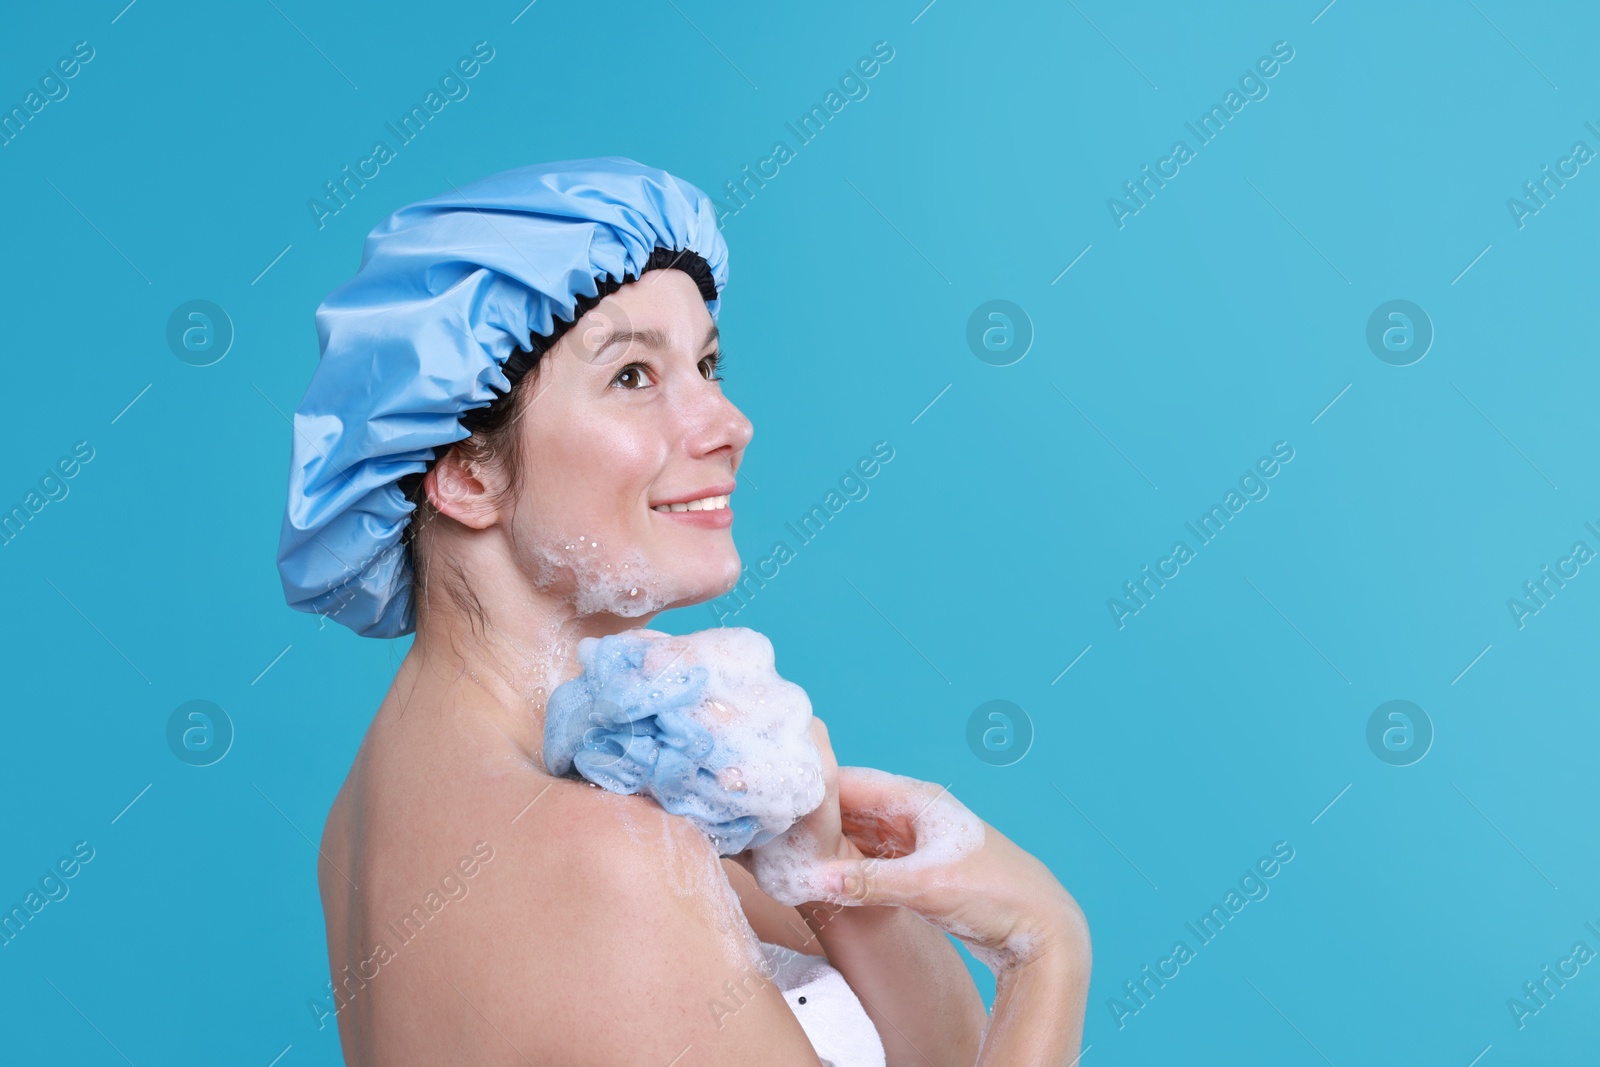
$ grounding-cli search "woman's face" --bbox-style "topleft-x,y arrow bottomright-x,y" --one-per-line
506,268 -> 753,617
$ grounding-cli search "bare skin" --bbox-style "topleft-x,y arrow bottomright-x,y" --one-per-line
814,770 -> 1093,1063
315,269 -> 1086,1065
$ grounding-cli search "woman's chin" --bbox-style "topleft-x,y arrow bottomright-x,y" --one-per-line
711,551 -> 744,596
667,554 -> 744,609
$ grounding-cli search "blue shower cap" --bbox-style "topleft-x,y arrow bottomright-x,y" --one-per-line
275,157 -> 729,639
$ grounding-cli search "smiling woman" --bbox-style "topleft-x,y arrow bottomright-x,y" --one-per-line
276,158 -> 1088,1066
394,249 -> 742,627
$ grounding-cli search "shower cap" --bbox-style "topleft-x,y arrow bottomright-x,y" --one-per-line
544,628 -> 826,856
275,157 -> 729,638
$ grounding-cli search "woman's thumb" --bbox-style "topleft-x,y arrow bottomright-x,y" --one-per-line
820,857 -> 903,907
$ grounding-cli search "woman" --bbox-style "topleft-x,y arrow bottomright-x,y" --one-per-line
277,158 -> 1090,1065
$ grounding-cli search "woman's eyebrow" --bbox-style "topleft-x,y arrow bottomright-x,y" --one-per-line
596,327 -> 671,353
595,323 -> 720,356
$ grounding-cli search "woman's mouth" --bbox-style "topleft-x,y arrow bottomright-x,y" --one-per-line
650,489 -> 734,528
652,494 -> 729,514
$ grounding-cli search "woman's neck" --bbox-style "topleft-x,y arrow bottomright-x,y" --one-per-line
401,583 -> 656,765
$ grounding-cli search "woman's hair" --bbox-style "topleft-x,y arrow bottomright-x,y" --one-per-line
398,247 -> 717,626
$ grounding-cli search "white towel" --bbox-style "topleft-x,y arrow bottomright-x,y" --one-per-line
758,940 -> 887,1067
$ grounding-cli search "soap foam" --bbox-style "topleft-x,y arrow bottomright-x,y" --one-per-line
634,803 -> 769,975
544,627 -> 826,855
529,534 -> 679,618
750,822 -> 829,907
838,767 -> 985,871
753,767 -> 985,907
943,914 -> 1043,974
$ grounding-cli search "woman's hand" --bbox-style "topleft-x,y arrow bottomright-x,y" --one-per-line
732,716 -> 864,883
786,717 -> 866,863
816,767 -> 1089,977
747,736 -> 996,1066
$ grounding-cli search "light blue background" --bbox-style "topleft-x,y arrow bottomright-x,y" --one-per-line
2,1 -> 1595,1063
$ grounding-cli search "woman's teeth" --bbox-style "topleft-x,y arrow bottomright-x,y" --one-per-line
653,495 -> 729,513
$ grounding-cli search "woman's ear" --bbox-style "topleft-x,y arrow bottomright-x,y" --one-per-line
423,447 -> 508,531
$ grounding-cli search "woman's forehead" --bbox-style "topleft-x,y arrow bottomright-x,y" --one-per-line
562,277 -> 718,366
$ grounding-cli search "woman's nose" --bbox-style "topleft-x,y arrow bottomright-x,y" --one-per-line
686,383 -> 753,459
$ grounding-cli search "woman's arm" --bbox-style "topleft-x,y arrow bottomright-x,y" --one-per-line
738,718 -> 987,1065
813,768 -> 1094,1067
978,928 -> 1092,1066
726,726 -> 985,1062
796,841 -> 988,1067
724,840 -> 988,1066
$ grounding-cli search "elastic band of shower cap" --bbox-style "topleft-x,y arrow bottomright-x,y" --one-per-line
275,157 -> 730,639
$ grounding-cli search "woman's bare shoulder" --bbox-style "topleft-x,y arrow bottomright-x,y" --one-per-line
465,774 -> 754,960
319,715 -> 825,1066
440,775 -> 825,1064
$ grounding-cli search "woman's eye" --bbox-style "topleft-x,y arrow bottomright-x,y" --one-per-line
700,352 -> 724,381
611,363 -> 653,390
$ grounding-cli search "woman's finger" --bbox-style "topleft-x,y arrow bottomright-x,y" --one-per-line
835,765 -> 942,813
808,717 -> 838,774
804,717 -> 840,818
813,852 -> 926,910
834,766 -> 945,854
